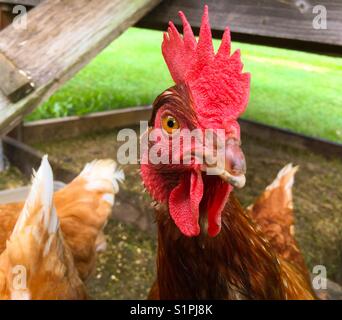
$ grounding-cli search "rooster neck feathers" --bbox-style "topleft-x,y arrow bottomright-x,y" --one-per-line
155,193 -> 287,300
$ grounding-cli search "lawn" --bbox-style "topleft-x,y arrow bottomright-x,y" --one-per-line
27,28 -> 342,143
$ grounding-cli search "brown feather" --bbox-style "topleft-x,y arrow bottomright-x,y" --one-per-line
0,160 -> 120,282
246,164 -> 309,275
150,193 -> 315,299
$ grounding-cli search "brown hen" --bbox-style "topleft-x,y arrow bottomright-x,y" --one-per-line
246,164 -> 308,275
0,156 -> 87,300
0,158 -> 124,281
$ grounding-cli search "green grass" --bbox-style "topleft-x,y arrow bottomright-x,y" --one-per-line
27,28 -> 342,143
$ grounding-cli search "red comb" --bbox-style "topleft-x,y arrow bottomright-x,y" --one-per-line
162,5 -> 250,130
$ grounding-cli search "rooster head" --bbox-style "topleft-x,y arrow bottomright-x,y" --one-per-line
141,6 -> 250,237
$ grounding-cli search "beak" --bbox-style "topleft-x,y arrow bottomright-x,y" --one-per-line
203,138 -> 247,189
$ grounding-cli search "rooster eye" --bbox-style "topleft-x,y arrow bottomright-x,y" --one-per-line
162,115 -> 180,134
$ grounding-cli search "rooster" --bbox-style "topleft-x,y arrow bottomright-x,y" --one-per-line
142,6 -> 315,299
0,158 -> 124,281
0,156 -> 87,300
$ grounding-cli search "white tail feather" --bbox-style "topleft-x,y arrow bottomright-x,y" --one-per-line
80,159 -> 124,194
11,155 -> 59,237
266,163 -> 299,193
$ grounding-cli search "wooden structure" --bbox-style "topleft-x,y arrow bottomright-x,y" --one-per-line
0,3 -> 13,29
0,0 -> 341,136
138,0 -> 342,54
0,0 -> 160,135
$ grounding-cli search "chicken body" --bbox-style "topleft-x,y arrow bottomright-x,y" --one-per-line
0,159 -> 124,282
138,5 -> 316,300
0,156 -> 87,300
144,86 -> 315,299
149,189 -> 315,300
246,164 -> 309,275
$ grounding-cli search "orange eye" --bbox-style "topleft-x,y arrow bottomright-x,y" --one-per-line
162,115 -> 180,134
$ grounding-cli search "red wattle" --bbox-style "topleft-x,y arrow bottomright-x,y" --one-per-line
207,181 -> 232,237
169,170 -> 204,237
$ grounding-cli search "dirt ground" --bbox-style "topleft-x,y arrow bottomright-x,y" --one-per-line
1,125 -> 341,299
0,166 -> 28,190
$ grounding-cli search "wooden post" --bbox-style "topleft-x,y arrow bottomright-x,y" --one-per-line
0,3 -> 14,30
0,138 -> 4,171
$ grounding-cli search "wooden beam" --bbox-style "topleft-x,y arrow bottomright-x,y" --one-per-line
239,119 -> 342,159
19,106 -> 152,143
0,0 -> 160,135
2,135 -> 76,182
136,0 -> 342,55
0,3 -> 15,30
0,52 -> 35,102
0,139 -> 4,171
